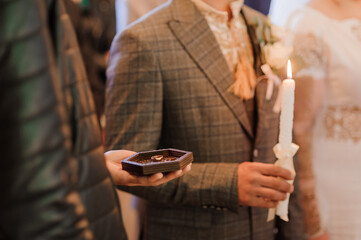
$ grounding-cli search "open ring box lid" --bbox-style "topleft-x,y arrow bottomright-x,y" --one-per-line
121,148 -> 193,176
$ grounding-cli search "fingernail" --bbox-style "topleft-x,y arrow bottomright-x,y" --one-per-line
290,185 -> 294,193
154,173 -> 163,180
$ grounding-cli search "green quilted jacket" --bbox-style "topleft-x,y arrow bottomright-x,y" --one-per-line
0,0 -> 126,239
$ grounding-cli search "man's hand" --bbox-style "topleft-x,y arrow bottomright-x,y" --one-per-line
237,162 -> 294,208
105,150 -> 192,186
309,232 -> 329,240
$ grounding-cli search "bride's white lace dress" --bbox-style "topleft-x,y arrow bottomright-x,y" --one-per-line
287,6 -> 361,239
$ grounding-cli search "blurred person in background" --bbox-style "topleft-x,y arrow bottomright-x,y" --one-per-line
0,1 -> 125,238
270,0 -> 311,26
244,0 -> 272,15
64,6 -> 180,240
115,0 -> 167,32
64,0 -> 116,123
0,0 -> 190,239
286,0 -> 361,239
115,0 -> 272,30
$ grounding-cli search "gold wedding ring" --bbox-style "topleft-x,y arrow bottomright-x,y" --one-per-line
151,155 -> 164,161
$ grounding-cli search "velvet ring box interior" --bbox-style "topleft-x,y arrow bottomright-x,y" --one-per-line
121,148 -> 193,176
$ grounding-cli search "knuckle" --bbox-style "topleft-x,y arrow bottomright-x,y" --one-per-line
249,175 -> 258,185
270,177 -> 279,188
290,184 -> 295,193
270,201 -> 278,208
267,164 -> 277,174
244,164 -> 252,172
244,185 -> 252,195
269,192 -> 277,200
280,193 -> 287,201
276,167 -> 288,178
281,169 -> 292,179
281,182 -> 291,192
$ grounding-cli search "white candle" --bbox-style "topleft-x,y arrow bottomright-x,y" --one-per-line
279,60 -> 295,149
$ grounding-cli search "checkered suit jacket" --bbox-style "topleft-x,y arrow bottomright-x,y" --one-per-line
106,0 -> 305,239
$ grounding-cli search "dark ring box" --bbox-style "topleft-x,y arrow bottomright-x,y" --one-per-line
121,148 -> 193,176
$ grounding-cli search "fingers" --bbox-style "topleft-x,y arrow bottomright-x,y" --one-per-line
248,196 -> 279,208
258,164 -> 294,180
104,150 -> 136,163
258,175 -> 294,193
148,163 -> 192,186
129,173 -> 163,186
105,150 -> 192,186
162,170 -> 183,182
309,232 -> 330,240
129,163 -> 192,187
237,162 -> 294,208
147,173 -> 164,182
132,171 -> 178,187
183,163 -> 192,173
255,187 -> 288,201
238,187 -> 284,208
163,163 -> 192,179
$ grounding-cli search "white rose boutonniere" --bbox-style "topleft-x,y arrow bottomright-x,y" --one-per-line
251,16 -> 293,70
264,42 -> 293,70
251,16 -> 293,111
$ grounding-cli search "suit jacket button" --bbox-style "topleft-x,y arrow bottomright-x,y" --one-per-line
253,149 -> 259,158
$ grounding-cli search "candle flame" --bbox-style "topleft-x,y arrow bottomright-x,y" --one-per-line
287,59 -> 292,79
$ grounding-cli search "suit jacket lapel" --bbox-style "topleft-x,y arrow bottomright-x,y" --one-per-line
168,0 -> 254,139
242,6 -> 277,144
241,7 -> 263,77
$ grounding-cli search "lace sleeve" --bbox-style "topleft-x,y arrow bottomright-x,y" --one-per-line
293,32 -> 328,80
293,76 -> 325,238
291,34 -> 327,238
286,8 -> 329,81
286,13 -> 329,237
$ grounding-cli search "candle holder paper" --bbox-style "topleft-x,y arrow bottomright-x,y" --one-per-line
267,143 -> 299,222
121,148 -> 193,176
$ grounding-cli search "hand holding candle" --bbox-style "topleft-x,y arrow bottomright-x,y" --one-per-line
267,60 -> 299,222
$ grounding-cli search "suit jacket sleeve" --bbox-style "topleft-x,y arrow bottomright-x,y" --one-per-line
106,29 -> 241,212
0,1 -> 93,238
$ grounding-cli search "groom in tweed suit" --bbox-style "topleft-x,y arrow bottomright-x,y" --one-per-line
106,0 -> 305,239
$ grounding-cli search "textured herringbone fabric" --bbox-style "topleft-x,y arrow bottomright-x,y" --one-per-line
106,0 -> 305,239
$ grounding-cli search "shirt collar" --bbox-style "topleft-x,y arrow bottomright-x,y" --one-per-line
191,0 -> 244,23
